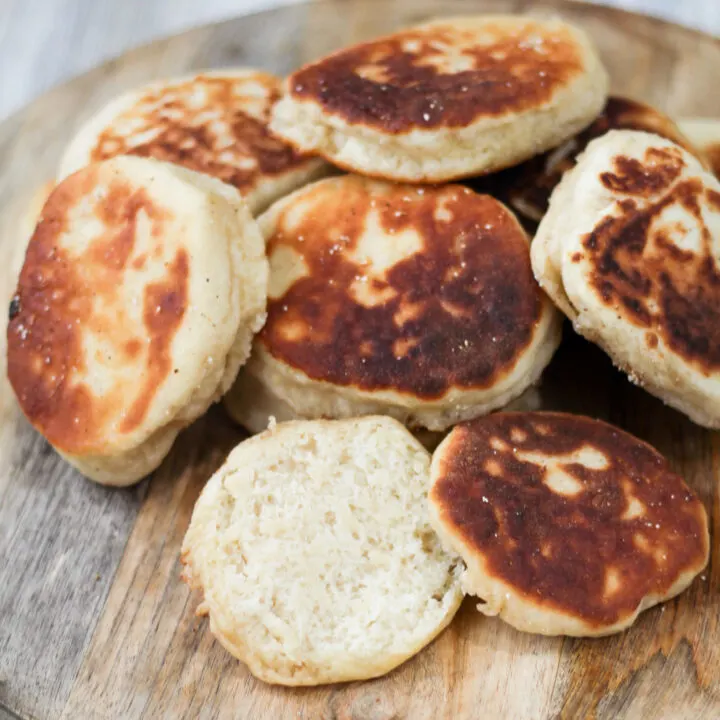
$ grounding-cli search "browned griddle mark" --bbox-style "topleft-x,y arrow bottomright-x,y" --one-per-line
707,187 -> 720,210
119,249 -> 189,432
600,148 -> 685,196
90,76 -> 311,192
469,96 -> 700,218
124,339 -> 143,358
291,22 -> 582,133
431,412 -> 708,627
260,180 -> 544,398
87,182 -> 166,270
7,172 -> 184,453
580,148 -> 720,372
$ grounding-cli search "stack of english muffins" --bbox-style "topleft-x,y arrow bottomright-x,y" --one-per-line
7,14 -> 717,685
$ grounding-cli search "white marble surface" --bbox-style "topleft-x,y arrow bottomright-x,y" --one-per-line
0,0 -> 718,121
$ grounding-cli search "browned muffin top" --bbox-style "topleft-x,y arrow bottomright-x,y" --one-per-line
578,144 -> 720,371
259,177 -> 547,399
8,167 -> 188,453
289,18 -> 584,134
88,72 -> 312,193
430,412 -> 708,627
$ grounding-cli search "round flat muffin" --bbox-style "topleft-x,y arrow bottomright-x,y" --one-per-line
533,130 -> 720,428
57,69 -> 329,215
224,176 -> 562,432
270,15 -> 608,182
7,156 -> 268,486
472,95 -> 704,224
429,412 -> 709,637
180,416 -> 463,685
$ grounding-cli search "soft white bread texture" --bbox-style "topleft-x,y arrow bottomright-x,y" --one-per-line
532,130 -> 720,428
270,16 -> 608,182
57,69 -> 329,215
7,156 -> 267,485
181,416 -> 463,685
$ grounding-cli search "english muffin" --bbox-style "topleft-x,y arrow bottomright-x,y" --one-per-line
472,95 -> 703,224
270,16 -> 608,182
679,117 -> 720,178
224,176 -> 562,432
429,412 -> 709,637
181,415 -> 463,685
7,156 -> 267,486
57,70 -> 329,215
533,130 -> 720,428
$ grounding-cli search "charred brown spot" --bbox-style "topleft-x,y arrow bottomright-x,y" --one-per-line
654,227 -> 694,263
646,332 -> 658,348
119,249 -> 189,433
6,170 -> 185,454
131,253 -> 148,270
571,252 -> 582,263
600,148 -> 685,196
259,180 -> 544,399
470,96 -> 700,220
8,295 -> 20,320
87,184 -> 163,270
707,187 -> 720,210
582,158 -> 720,371
291,22 -> 583,133
620,295 -> 652,325
124,339 -> 143,357
8,174 -> 100,452
90,75 -> 311,193
431,412 -> 708,626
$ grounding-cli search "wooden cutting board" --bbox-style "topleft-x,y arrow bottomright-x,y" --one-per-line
1,1 -> 719,718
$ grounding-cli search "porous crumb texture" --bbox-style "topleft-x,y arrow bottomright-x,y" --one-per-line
181,416 -> 463,685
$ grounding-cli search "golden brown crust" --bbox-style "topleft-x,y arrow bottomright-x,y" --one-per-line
88,73 -> 312,193
578,145 -> 720,372
471,96 -> 704,221
431,412 -> 708,628
289,19 -> 584,134
7,170 -> 189,454
259,179 -> 544,399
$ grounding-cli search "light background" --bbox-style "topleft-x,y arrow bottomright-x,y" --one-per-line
1,0 -> 719,121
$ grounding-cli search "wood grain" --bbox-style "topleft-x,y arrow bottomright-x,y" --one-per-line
0,2 -> 719,718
